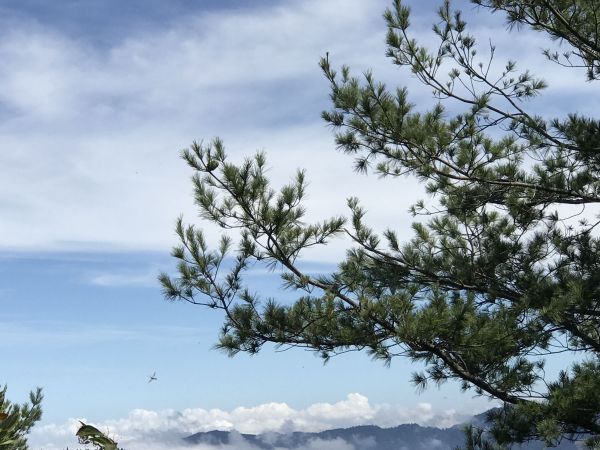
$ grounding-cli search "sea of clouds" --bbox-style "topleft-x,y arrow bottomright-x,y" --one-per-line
29,393 -> 474,450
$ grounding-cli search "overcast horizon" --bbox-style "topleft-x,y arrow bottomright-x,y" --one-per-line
1,0 -> 594,449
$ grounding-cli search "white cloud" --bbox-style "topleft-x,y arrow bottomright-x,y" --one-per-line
0,0 -> 593,263
28,393 -> 479,450
0,0 -> 392,254
0,320 -> 199,348
87,268 -> 158,287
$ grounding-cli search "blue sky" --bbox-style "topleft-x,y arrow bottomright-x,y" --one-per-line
0,1 -> 595,449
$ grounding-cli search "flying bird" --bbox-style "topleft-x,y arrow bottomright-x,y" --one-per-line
148,372 -> 157,383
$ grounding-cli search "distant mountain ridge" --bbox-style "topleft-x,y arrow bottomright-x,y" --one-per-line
184,424 -> 465,449
184,419 -> 581,449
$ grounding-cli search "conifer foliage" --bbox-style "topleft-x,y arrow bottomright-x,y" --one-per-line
0,385 -> 42,450
161,0 -> 600,447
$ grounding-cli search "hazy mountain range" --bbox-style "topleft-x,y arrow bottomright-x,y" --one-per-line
184,414 -> 581,450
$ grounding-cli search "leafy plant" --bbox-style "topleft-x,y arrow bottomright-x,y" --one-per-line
75,422 -> 119,450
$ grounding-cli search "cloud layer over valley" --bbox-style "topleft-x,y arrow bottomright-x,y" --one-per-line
29,393 -> 477,450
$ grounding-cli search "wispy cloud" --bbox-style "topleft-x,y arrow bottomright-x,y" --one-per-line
121,435 -> 364,450
0,0 -> 390,254
29,393 -> 479,450
86,269 -> 158,287
0,320 -> 201,348
2,0 -> 588,258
